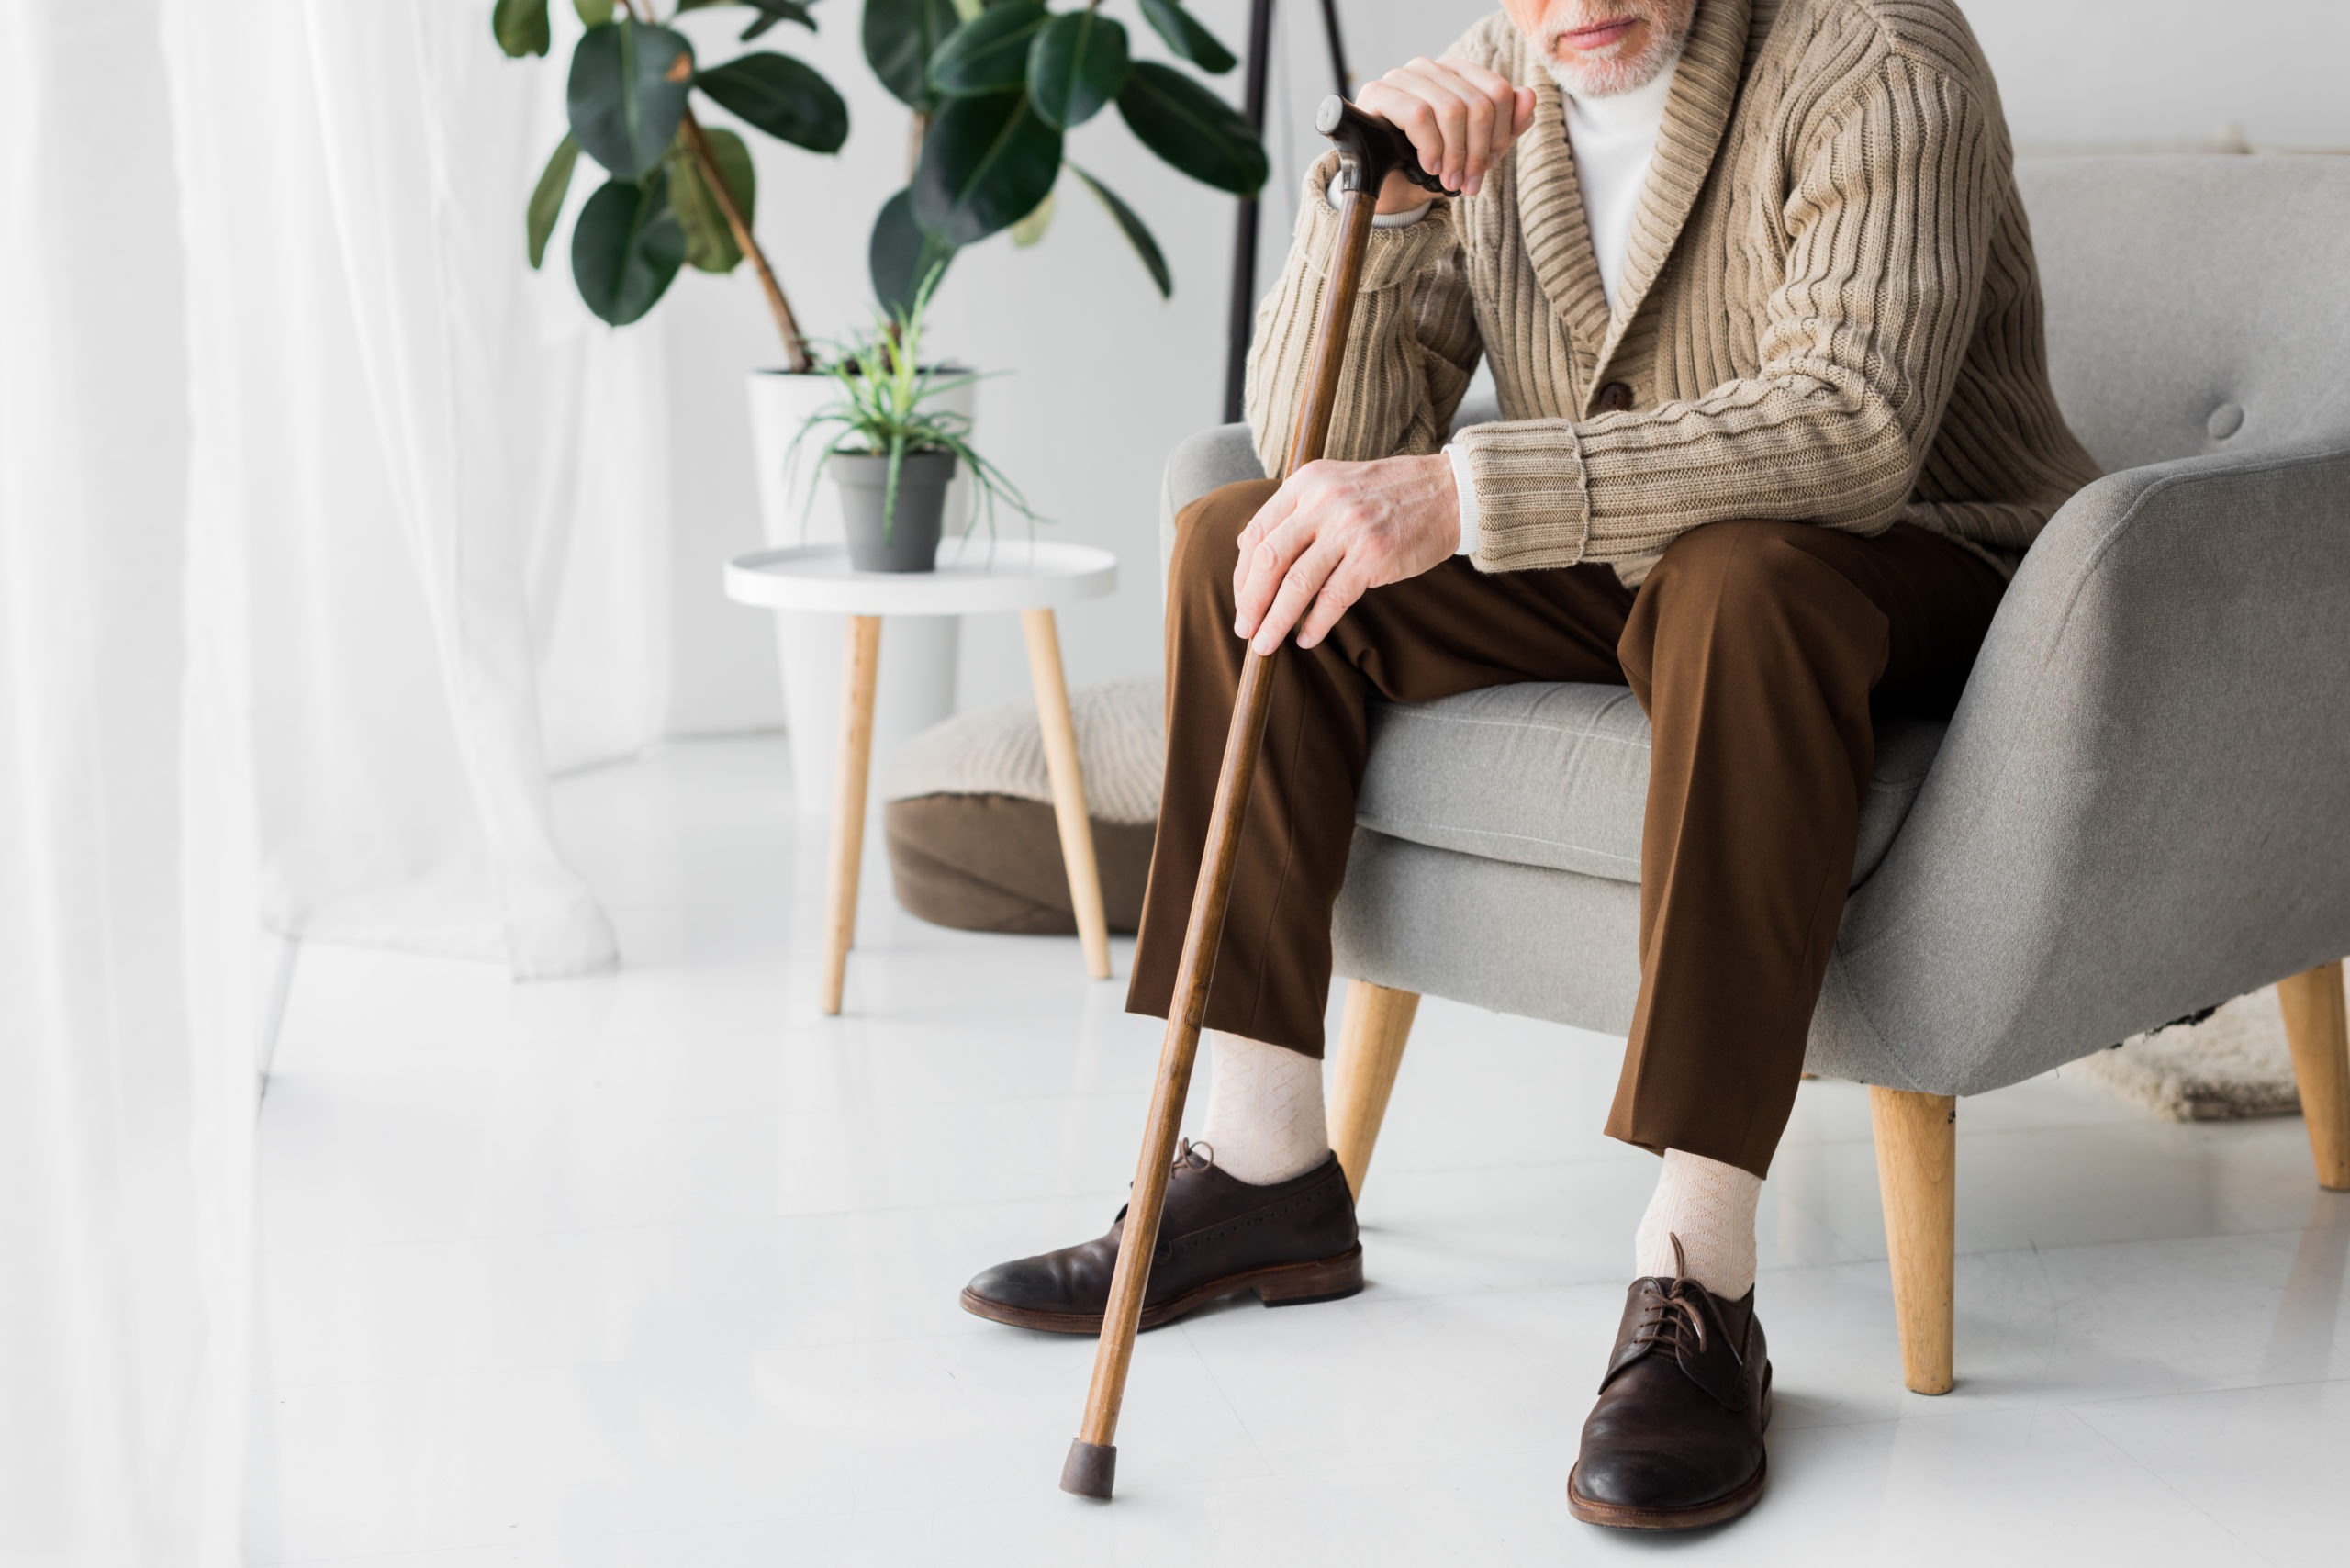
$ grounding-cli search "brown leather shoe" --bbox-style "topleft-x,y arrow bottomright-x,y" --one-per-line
1568,1238 -> 1772,1530
959,1141 -> 1362,1333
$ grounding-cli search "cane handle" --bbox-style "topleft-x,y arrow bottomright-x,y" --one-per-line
1315,95 -> 1456,197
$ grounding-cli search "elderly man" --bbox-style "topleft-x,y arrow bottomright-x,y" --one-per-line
964,0 -> 2098,1529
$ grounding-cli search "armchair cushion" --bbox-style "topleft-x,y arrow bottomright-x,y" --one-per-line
1357,683 -> 1946,889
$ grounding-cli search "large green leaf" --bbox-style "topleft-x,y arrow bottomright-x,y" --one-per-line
1136,0 -> 1235,74
567,19 -> 696,179
493,0 -> 551,58
911,89 -> 1063,246
678,0 -> 815,39
666,126 -> 755,272
1114,62 -> 1264,196
695,53 -> 847,152
928,2 -> 1046,97
864,0 -> 963,110
869,185 -> 957,315
1069,164 -> 1169,297
737,0 -> 817,39
572,0 -> 614,27
571,172 -> 687,326
1026,12 -> 1126,129
526,134 -> 580,268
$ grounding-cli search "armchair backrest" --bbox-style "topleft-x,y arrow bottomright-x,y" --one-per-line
2018,155 -> 2350,474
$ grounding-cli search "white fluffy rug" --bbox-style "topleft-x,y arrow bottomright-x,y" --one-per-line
2069,986 -> 2308,1122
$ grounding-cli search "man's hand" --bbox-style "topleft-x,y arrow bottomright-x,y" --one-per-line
1232,454 -> 1460,655
1357,55 -> 1537,208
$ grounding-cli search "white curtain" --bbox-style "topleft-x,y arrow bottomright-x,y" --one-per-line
167,0 -> 680,980
0,3 -> 255,1562
2,0 -> 698,1555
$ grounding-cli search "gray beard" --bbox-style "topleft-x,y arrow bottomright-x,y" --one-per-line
1546,44 -> 1681,101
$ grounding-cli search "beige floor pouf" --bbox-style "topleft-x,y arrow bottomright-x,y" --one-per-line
882,677 -> 1164,935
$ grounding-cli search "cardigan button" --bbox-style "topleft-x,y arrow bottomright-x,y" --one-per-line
1596,380 -> 1635,413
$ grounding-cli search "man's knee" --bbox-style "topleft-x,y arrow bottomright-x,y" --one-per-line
1638,520 -> 1858,631
1624,520 -> 1874,687
1168,477 -> 1278,616
1650,518 -> 1818,590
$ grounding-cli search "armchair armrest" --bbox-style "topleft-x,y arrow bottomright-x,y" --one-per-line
1158,422 -> 1264,605
1830,435 -> 2350,1092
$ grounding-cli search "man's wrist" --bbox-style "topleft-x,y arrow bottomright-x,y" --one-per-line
1376,168 -> 1437,215
1328,171 -> 1432,227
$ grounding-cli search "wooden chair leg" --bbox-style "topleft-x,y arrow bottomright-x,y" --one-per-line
1327,980 -> 1419,1201
818,615 -> 881,1016
1869,1086 -> 1956,1395
2277,960 -> 2350,1192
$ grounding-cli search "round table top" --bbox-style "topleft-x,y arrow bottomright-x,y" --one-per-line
724,538 -> 1119,617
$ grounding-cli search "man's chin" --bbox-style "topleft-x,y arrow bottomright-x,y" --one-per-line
1548,53 -> 1668,99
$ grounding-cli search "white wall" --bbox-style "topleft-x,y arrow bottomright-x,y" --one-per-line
657,0 -> 2350,736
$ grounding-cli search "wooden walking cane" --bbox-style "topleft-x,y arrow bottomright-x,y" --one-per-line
1059,95 -> 1451,1502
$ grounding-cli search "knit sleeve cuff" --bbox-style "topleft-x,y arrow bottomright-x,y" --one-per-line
1448,419 -> 1594,569
1293,151 -> 1454,293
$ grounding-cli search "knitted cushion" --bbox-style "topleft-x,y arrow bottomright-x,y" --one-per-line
881,677 -> 1164,935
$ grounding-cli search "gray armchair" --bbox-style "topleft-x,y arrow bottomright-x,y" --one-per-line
1158,155 -> 2350,1394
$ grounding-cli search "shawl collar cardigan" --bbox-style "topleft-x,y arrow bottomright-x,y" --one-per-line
1243,0 -> 2101,585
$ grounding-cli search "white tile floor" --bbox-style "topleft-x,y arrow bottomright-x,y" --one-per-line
249,735 -> 2350,1566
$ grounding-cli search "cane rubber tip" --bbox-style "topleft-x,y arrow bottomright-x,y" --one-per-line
1059,1439 -> 1117,1499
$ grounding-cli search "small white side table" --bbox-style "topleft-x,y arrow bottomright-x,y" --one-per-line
724,540 -> 1121,1014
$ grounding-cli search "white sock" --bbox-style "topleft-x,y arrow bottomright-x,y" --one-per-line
1195,1030 -> 1330,1185
1635,1148 -> 1762,1299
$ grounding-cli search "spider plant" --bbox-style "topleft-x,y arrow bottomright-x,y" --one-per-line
790,268 -> 1044,548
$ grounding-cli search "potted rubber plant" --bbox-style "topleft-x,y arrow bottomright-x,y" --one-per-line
493,0 -> 847,353
792,272 -> 1041,572
495,2 -> 865,585
862,0 -> 1269,308
496,0 -> 938,812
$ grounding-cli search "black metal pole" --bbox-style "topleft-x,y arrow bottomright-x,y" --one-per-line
1222,0 -> 1355,424
1222,0 -> 1278,425
1317,0 -> 1352,94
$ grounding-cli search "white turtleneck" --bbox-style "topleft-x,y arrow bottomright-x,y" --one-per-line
1558,52 -> 1681,311
1327,53 -> 1681,554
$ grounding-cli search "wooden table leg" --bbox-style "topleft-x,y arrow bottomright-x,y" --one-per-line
1021,607 -> 1112,980
820,615 -> 882,1015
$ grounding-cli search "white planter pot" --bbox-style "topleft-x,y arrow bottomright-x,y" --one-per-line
744,369 -> 973,814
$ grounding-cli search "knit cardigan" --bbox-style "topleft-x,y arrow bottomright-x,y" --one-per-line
1244,0 -> 2101,584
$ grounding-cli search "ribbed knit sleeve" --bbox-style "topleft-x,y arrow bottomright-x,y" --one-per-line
1244,151 -> 1483,477
1455,55 -> 1996,570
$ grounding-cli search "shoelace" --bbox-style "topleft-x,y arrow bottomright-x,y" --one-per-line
1628,1234 -> 1709,1356
1117,1140 -> 1214,1225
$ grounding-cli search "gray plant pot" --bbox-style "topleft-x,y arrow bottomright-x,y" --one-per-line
831,450 -> 956,573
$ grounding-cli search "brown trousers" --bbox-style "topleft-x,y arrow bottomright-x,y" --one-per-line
1125,478 -> 2009,1177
